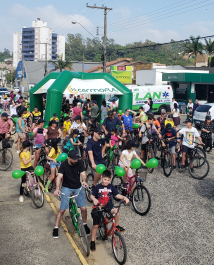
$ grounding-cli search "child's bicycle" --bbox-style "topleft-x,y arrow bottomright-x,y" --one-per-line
12,166 -> 45,208
95,200 -> 127,265
104,140 -> 120,173
57,186 -> 90,256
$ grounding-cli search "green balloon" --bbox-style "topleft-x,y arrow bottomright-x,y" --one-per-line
12,170 -> 25,179
113,107 -> 116,109
63,113 -> 67,118
96,164 -> 106,174
61,111 -> 63,116
44,125 -> 48,129
13,117 -> 18,123
25,100 -> 28,103
115,166 -> 125,177
100,120 -> 104,125
131,159 -> 141,169
56,153 -> 68,162
82,111 -> 86,115
29,132 -> 33,138
35,166 -> 44,177
133,124 -> 139,129
27,108 -> 30,112
145,158 -> 158,168
118,110 -> 123,115
25,103 -> 28,106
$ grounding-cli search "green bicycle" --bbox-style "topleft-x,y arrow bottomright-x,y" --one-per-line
59,186 -> 90,256
104,141 -> 120,173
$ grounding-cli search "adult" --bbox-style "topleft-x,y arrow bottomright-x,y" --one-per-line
82,102 -> 90,119
201,115 -> 213,152
46,120 -> 62,141
138,106 -> 146,126
90,100 -> 99,120
16,109 -> 26,153
170,97 -> 178,110
100,100 -> 108,121
31,106 -> 41,131
110,99 -> 118,110
10,100 -> 18,117
16,100 -> 26,116
148,98 -> 153,112
171,103 -> 181,126
69,94 -> 74,105
33,119 -> 46,168
73,96 -> 79,107
72,102 -> 82,121
177,118 -> 204,170
53,150 -> 90,238
87,127 -> 107,188
187,99 -> 193,111
62,100 -> 70,114
9,91 -> 15,101
0,113 -> 13,148
157,110 -> 167,131
143,101 -> 150,114
77,95 -> 83,103
193,99 -> 200,114
102,110 -> 125,138
16,92 -> 21,100
121,109 -> 137,132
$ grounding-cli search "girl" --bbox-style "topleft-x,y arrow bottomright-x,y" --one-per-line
118,140 -> 145,194
110,128 -> 125,165
19,140 -> 34,202
101,100 -> 108,120
171,103 -> 181,127
16,109 -> 26,153
201,115 -> 213,152
63,129 -> 82,154
62,116 -> 71,139
44,138 -> 61,194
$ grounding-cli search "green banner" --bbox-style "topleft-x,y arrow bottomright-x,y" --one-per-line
111,70 -> 132,84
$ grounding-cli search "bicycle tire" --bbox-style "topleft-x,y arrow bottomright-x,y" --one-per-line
162,150 -> 173,177
112,231 -> 127,265
111,174 -> 123,201
146,148 -> 155,173
104,154 -> 110,169
86,173 -> 94,203
195,146 -> 206,159
176,151 -> 182,169
99,223 -> 108,240
31,184 -> 44,208
189,156 -> 210,180
0,148 -> 13,171
77,217 -> 90,256
132,184 -> 151,216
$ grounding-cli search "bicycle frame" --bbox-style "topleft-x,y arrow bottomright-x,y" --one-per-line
106,143 -> 118,161
25,171 -> 41,193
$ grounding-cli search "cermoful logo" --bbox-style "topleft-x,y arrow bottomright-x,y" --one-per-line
67,86 -> 78,94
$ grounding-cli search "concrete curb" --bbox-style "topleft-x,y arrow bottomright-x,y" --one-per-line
38,181 -> 89,265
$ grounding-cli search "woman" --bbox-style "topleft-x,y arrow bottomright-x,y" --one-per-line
72,102 -> 83,120
187,99 -> 193,111
148,98 -> 153,112
101,100 -> 108,120
171,103 -> 181,126
110,99 -> 118,110
46,120 -> 62,141
16,109 -> 26,153
201,115 -> 213,152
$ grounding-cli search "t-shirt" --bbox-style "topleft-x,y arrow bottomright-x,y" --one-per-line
143,104 -> 150,113
179,127 -> 199,148
139,112 -> 146,123
187,103 -> 193,109
110,102 -> 118,110
47,126 -> 59,139
161,128 -> 177,147
140,122 -> 156,144
50,117 -> 59,122
20,150 -> 31,168
32,111 -> 41,122
119,150 -> 136,166
64,137 -> 78,150
101,105 -> 108,114
165,120 -> 174,128
48,147 -> 61,159
90,105 -> 99,118
23,113 -> 31,122
59,160 -> 85,189
0,119 -> 12,134
122,115 -> 133,131
102,117 -> 122,133
69,97 -> 74,105
201,123 -> 213,139
172,108 -> 180,117
33,127 -> 46,145
63,120 -> 71,132
111,135 -> 119,147
71,121 -> 86,133
92,183 -> 119,207
87,138 -> 105,161
157,116 -> 166,130
10,105 -> 17,116
72,107 -> 82,120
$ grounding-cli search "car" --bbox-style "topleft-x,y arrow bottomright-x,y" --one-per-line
193,103 -> 214,128
0,91 -> 10,101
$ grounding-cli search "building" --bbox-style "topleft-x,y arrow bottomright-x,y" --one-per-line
13,18 -> 65,68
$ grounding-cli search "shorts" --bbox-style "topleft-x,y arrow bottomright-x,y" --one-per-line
141,143 -> 147,151
18,132 -> 26,139
60,186 -> 86,210
119,163 -> 133,178
182,145 -> 193,154
50,160 -> 61,169
91,201 -> 114,225
35,144 -> 43,149
170,146 -> 176,154
0,133 -> 6,141
89,159 -> 106,169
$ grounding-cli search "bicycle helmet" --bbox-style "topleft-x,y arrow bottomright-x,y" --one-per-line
168,114 -> 173,118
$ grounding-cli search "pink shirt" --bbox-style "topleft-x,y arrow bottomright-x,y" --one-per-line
111,135 -> 119,147
0,119 -> 12,134
33,127 -> 47,145
72,107 -> 82,120
110,102 -> 118,110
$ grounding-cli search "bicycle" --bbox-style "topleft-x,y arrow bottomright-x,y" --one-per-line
58,186 -> 90,256
142,134 -> 156,173
0,135 -> 13,171
12,166 -> 44,208
112,166 -> 151,216
96,200 -> 127,264
104,140 -> 120,174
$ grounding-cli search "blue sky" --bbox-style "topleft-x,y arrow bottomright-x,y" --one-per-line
1,0 -> 214,52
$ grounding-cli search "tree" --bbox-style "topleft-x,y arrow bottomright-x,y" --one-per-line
183,35 -> 203,66
49,54 -> 73,72
204,38 -> 214,67
6,70 -> 16,83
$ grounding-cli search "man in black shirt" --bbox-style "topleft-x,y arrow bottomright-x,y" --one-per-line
52,150 -> 90,238
102,110 -> 125,138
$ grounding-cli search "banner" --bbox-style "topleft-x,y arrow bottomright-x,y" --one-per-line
111,66 -> 132,84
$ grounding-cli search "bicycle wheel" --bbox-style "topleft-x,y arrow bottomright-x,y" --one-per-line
77,217 -> 90,256
99,223 -> 108,240
0,148 -> 13,171
31,184 -> 44,208
111,174 -> 123,201
146,148 -> 155,173
195,146 -> 206,159
176,151 -> 182,169
162,150 -> 173,177
104,154 -> 110,169
85,173 -> 94,203
189,156 -> 210,180
112,231 -> 127,265
132,184 -> 151,216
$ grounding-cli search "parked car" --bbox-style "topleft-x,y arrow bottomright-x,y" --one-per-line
193,103 -> 214,128
0,91 -> 10,101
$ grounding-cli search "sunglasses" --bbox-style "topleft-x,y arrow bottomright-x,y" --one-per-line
97,133 -> 103,135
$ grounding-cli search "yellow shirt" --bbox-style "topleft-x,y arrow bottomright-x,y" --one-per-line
20,150 -> 31,168
63,120 -> 71,132
23,113 -> 31,119
48,147 -> 61,160
50,117 -> 59,122
165,120 -> 174,127
32,111 -> 41,117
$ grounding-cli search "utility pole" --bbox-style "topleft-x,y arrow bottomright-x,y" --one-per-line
86,4 -> 112,73
44,43 -> 48,77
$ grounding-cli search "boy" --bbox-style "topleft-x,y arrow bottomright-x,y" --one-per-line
188,107 -> 193,122
90,170 -> 129,252
63,116 -> 71,138
50,113 -> 59,125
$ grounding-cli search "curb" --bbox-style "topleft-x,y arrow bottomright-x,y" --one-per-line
38,181 -> 89,265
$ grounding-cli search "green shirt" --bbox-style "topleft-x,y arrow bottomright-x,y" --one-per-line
91,105 -> 99,118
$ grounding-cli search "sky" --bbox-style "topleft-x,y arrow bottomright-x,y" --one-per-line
1,0 -> 214,53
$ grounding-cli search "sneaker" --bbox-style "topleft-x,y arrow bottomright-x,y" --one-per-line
180,165 -> 185,170
173,166 -> 176,170
90,241 -> 96,252
44,189 -> 50,194
116,225 -> 125,233
84,224 -> 91,236
191,168 -> 195,173
53,228 -> 58,238
19,196 -> 24,203
17,150 -> 20,154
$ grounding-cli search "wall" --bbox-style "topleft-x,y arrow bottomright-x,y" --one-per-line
57,35 -> 65,60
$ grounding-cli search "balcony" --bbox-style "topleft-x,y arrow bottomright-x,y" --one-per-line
52,49 -> 57,53
52,44 -> 57,48
22,37 -> 35,41
22,48 -> 34,52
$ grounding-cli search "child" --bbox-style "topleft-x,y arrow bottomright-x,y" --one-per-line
44,138 -> 61,194
50,113 -> 59,126
110,128 -> 125,163
165,114 -> 175,128
19,141 -> 34,202
63,116 -> 71,138
3,97 -> 7,111
118,140 -> 145,193
188,107 -> 193,122
90,170 -> 129,252
62,129 -> 82,153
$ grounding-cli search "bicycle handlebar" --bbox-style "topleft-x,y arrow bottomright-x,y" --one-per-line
92,200 -> 125,216
58,186 -> 88,199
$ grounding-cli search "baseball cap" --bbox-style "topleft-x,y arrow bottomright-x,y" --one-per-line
93,100 -> 97,104
53,113 -> 57,116
161,110 -> 166,114
68,150 -> 80,160
166,123 -> 172,129
22,140 -> 32,149
206,115 -> 211,120
94,127 -> 103,133
38,119 -> 46,124
185,118 -> 192,123
1,112 -> 8,117
139,106 -> 144,110
74,115 -> 81,120
108,110 -> 113,116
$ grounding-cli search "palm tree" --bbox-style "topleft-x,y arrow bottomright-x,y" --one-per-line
183,35 -> 203,66
49,54 -> 73,72
204,38 -> 214,67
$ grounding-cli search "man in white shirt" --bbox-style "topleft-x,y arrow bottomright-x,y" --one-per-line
69,94 -> 74,105
10,101 -> 18,116
143,101 -> 150,114
170,98 -> 178,110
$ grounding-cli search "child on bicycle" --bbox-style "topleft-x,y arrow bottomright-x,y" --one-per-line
44,138 -> 61,193
110,128 -> 125,164
62,129 -> 82,154
118,140 -> 145,194
90,169 -> 129,252
19,140 -> 34,202
62,116 -> 71,139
